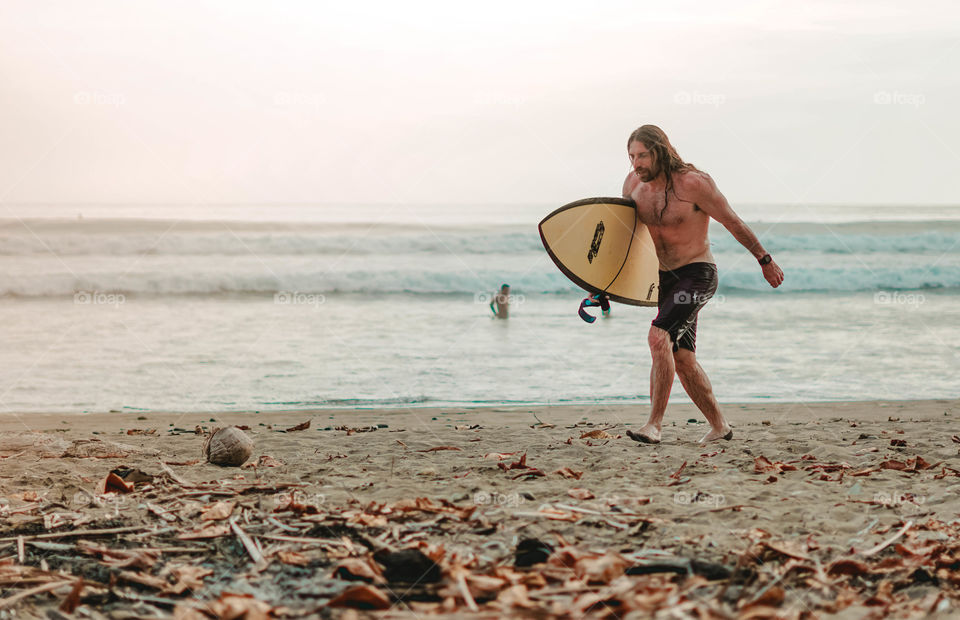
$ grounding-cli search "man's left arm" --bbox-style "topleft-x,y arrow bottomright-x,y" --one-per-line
687,173 -> 784,288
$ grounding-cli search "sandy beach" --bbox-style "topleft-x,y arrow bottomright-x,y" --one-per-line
0,399 -> 958,618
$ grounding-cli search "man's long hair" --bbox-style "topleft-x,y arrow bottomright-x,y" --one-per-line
628,125 -> 700,215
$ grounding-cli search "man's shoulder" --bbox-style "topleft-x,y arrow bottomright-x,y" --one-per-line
674,168 -> 712,187
673,169 -> 715,196
622,171 -> 641,196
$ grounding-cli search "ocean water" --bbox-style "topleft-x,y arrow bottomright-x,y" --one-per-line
0,203 -> 958,414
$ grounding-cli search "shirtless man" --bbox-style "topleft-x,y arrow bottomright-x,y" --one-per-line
621,125 -> 784,444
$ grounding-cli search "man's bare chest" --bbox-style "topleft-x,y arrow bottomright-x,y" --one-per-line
631,185 -> 700,227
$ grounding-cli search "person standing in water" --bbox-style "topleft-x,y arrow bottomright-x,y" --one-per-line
490,283 -> 510,319
621,125 -> 784,444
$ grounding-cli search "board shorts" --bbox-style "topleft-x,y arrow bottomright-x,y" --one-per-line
651,262 -> 718,353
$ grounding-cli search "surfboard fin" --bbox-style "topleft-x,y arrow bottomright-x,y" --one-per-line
578,293 -> 610,323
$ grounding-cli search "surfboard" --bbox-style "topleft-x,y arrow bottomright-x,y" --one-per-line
538,197 -> 659,306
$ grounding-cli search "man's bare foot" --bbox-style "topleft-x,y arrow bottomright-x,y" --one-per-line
699,425 -> 733,443
627,424 -> 661,444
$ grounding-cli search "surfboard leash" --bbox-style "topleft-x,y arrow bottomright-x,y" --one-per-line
578,293 -> 610,323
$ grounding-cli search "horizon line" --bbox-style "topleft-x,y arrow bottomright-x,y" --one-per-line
4,201 -> 960,208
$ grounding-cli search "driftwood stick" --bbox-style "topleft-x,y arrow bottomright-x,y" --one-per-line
259,533 -> 350,546
455,570 -> 479,612
531,413 -> 555,428
0,525 -> 148,544
861,520 -> 912,557
158,460 -> 195,487
229,517 -> 265,567
0,580 -> 73,609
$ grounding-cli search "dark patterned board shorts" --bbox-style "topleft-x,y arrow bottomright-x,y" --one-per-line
651,262 -> 719,353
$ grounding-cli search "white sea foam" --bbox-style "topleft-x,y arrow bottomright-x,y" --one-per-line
0,216 -> 957,297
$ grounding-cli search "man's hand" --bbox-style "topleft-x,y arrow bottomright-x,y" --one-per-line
762,259 -> 784,288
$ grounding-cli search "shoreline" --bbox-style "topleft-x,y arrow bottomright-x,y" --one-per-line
2,398 -> 956,431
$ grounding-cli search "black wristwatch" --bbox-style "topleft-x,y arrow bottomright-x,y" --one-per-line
758,253 -> 772,265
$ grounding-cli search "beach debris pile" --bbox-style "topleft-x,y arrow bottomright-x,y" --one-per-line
0,420 -> 958,618
0,460 -> 957,618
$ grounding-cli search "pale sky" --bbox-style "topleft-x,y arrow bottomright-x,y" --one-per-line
1,0 -> 958,208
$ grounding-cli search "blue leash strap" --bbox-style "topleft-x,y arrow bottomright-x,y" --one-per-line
578,293 -> 610,323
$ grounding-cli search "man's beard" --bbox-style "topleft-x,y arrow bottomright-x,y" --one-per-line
635,166 -> 657,181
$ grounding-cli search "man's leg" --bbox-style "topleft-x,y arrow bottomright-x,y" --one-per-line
673,348 -> 732,442
630,325 -> 675,443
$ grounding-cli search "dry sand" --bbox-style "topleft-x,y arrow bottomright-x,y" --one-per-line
0,399 -> 958,618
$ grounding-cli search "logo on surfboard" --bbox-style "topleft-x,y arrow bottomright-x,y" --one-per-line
587,221 -> 604,263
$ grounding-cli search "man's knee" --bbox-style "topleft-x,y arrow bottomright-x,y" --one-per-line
648,326 -> 673,355
673,349 -> 698,377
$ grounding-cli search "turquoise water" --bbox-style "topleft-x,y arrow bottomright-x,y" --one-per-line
0,204 -> 957,413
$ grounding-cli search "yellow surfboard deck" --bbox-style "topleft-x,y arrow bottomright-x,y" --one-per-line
539,197 -> 659,306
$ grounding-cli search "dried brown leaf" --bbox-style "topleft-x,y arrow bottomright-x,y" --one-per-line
827,558 -> 872,576
670,460 -> 688,478
200,501 -> 236,521
496,584 -> 536,609
554,467 -> 584,480
327,584 -> 391,609
209,592 -> 273,619
100,472 -> 134,494
273,493 -> 321,515
498,453 -> 529,470
760,540 -> 810,560
742,585 -> 785,609
512,468 -> 545,480
177,523 -> 231,540
276,551 -> 309,566
391,497 -> 476,520
332,558 -> 386,583
244,455 -> 284,468
164,565 -> 213,595
58,578 -> 83,613
574,551 -> 629,583
754,456 -> 798,474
